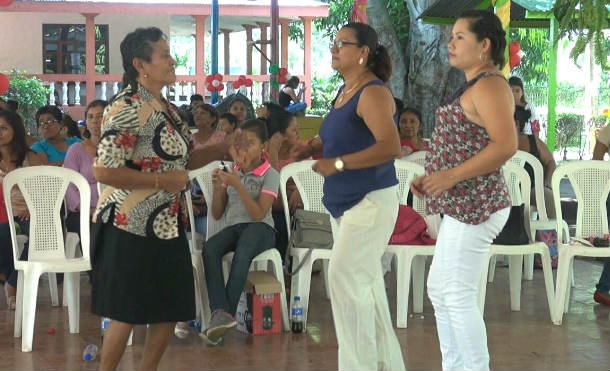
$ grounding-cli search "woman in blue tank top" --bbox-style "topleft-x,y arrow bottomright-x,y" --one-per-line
305,22 -> 404,371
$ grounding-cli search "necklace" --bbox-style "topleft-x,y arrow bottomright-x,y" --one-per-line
337,75 -> 366,104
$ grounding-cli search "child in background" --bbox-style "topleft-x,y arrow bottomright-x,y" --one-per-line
217,113 -> 238,135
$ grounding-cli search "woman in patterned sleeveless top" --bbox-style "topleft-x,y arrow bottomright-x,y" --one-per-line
411,11 -> 516,371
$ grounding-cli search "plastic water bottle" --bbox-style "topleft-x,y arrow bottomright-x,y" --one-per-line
100,317 -> 110,338
187,319 -> 202,332
82,344 -> 99,361
291,296 -> 304,333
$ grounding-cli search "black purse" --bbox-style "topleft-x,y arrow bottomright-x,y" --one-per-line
493,204 -> 529,245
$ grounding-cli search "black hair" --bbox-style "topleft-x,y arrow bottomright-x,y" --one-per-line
193,103 -> 219,125
508,76 -> 528,104
514,105 -> 532,133
0,110 -> 29,167
400,107 -> 422,124
62,114 -> 81,138
7,100 -> 18,112
266,107 -> 294,137
85,99 -> 107,118
35,105 -> 63,125
458,10 -> 506,67
285,76 -> 300,89
343,22 -> 392,82
393,97 -> 404,114
239,119 -> 268,142
220,112 -> 238,128
229,98 -> 247,110
190,93 -> 203,102
119,27 -> 165,95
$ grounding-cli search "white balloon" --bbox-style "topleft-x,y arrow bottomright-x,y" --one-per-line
212,80 -> 220,87
517,50 -> 526,58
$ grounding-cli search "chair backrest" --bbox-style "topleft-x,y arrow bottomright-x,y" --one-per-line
188,161 -> 231,240
552,160 -> 610,239
509,150 -> 548,221
279,160 -> 326,241
394,159 -> 426,215
403,151 -> 427,168
2,166 -> 91,263
501,161 -> 533,241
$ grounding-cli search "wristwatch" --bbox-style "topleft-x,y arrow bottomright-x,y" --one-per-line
334,157 -> 345,172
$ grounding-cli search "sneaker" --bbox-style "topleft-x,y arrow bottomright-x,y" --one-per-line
199,309 -> 236,345
593,291 -> 610,306
174,322 -> 189,339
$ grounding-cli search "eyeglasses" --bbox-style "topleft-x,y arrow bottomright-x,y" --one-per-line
38,119 -> 59,128
329,39 -> 361,50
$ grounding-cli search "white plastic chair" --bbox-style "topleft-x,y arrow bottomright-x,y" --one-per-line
3,166 -> 91,352
279,160 -> 332,331
384,160 -> 438,328
487,150 -> 569,282
551,160 -> 610,325
403,150 -> 427,167
478,162 -> 555,320
191,161 -> 290,331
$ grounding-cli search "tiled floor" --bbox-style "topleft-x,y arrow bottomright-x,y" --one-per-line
0,258 -> 608,371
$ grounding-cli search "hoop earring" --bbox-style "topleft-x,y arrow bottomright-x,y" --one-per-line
358,57 -> 364,65
479,52 -> 488,65
143,73 -> 149,78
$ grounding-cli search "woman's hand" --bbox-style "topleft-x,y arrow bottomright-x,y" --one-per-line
269,132 -> 284,155
211,168 -> 223,190
288,190 -> 303,213
158,170 -> 189,193
16,210 -> 30,221
312,158 -> 338,177
419,170 -> 458,197
410,176 -> 426,198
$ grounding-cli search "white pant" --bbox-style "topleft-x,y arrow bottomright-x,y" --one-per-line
328,186 -> 405,371
427,208 -> 510,371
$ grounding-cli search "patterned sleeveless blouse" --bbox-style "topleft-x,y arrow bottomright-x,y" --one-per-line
425,72 -> 511,225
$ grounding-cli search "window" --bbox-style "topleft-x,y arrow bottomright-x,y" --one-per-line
43,24 -> 109,74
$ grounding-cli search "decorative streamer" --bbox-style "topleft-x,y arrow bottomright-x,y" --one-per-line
268,63 -> 280,103
493,0 -> 511,77
351,0 -> 367,23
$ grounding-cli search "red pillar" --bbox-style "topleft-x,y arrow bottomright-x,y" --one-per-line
280,19 -> 289,69
242,24 -> 254,75
84,13 -> 97,105
221,29 -> 231,75
257,22 -> 269,75
194,15 -> 207,95
301,17 -> 312,106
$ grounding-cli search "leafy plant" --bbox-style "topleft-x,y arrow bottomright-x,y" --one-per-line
556,113 -> 584,159
309,74 -> 341,116
509,28 -> 550,86
553,0 -> 610,69
0,69 -> 49,135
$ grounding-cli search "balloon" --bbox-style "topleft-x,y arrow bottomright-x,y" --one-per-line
509,54 -> 521,69
233,81 -> 241,89
205,75 -> 214,83
244,79 -> 253,87
238,75 -> 246,82
0,0 -> 14,7
218,83 -> 224,91
0,73 -> 8,95
214,73 -> 223,81
207,83 -> 215,91
509,41 -> 520,56
279,67 -> 287,76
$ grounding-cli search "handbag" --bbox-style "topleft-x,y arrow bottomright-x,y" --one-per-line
389,205 -> 436,245
493,204 -> 529,245
288,209 -> 333,275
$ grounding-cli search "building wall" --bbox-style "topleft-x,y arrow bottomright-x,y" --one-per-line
0,12 -> 171,74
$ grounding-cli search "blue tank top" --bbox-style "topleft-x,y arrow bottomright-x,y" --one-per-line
319,79 -> 398,218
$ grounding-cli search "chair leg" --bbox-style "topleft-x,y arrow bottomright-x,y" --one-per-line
570,259 -> 575,288
508,255 -> 523,311
267,252 -> 290,332
65,272 -> 80,333
538,247 -> 556,321
565,260 -> 573,312
290,254 -> 313,332
48,273 -> 59,307
191,252 -> 209,331
553,249 -> 572,325
487,255 -> 497,283
14,271 -> 24,338
21,267 -> 42,352
523,253 -> 534,281
63,236 -> 80,307
412,255 -> 426,314
395,253 -> 413,328
322,259 -> 330,300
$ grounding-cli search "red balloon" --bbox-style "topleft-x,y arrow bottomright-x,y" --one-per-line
206,83 -> 216,91
218,83 -> 224,91
0,0 -> 14,7
214,73 -> 223,81
509,41 -> 520,56
0,73 -> 9,95
232,81 -> 241,89
244,79 -> 253,87
279,67 -> 288,76
509,54 -> 521,69
205,75 -> 214,83
238,75 -> 246,82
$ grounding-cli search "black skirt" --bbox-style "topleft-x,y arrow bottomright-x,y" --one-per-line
91,222 -> 195,324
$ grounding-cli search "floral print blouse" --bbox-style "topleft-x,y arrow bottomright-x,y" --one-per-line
93,84 -> 191,239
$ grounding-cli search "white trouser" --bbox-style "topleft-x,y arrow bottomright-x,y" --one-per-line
427,208 -> 510,371
328,186 -> 405,371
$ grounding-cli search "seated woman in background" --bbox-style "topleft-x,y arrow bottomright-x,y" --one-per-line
398,107 -> 426,157
217,112 -> 238,135
63,99 -> 106,233
62,114 -> 82,139
31,105 -> 81,165
228,96 -> 251,125
279,76 -> 307,115
191,103 -> 225,150
0,110 -> 47,309
509,76 -> 541,138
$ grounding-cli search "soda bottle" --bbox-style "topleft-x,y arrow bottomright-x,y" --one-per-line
101,317 -> 110,338
291,296 -> 304,333
82,344 -> 99,361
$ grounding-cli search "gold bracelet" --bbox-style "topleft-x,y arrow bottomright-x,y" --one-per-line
154,173 -> 159,189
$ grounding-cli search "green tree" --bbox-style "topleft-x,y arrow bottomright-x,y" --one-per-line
1,69 -> 49,135
509,28 -> 550,86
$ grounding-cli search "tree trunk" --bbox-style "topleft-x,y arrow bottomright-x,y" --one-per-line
405,0 -> 464,136
367,0 -> 407,100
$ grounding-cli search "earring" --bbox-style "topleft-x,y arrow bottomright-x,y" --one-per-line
358,57 -> 364,65
143,73 -> 148,78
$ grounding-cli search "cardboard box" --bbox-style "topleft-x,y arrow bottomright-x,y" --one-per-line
235,271 -> 282,335
296,115 -> 323,140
